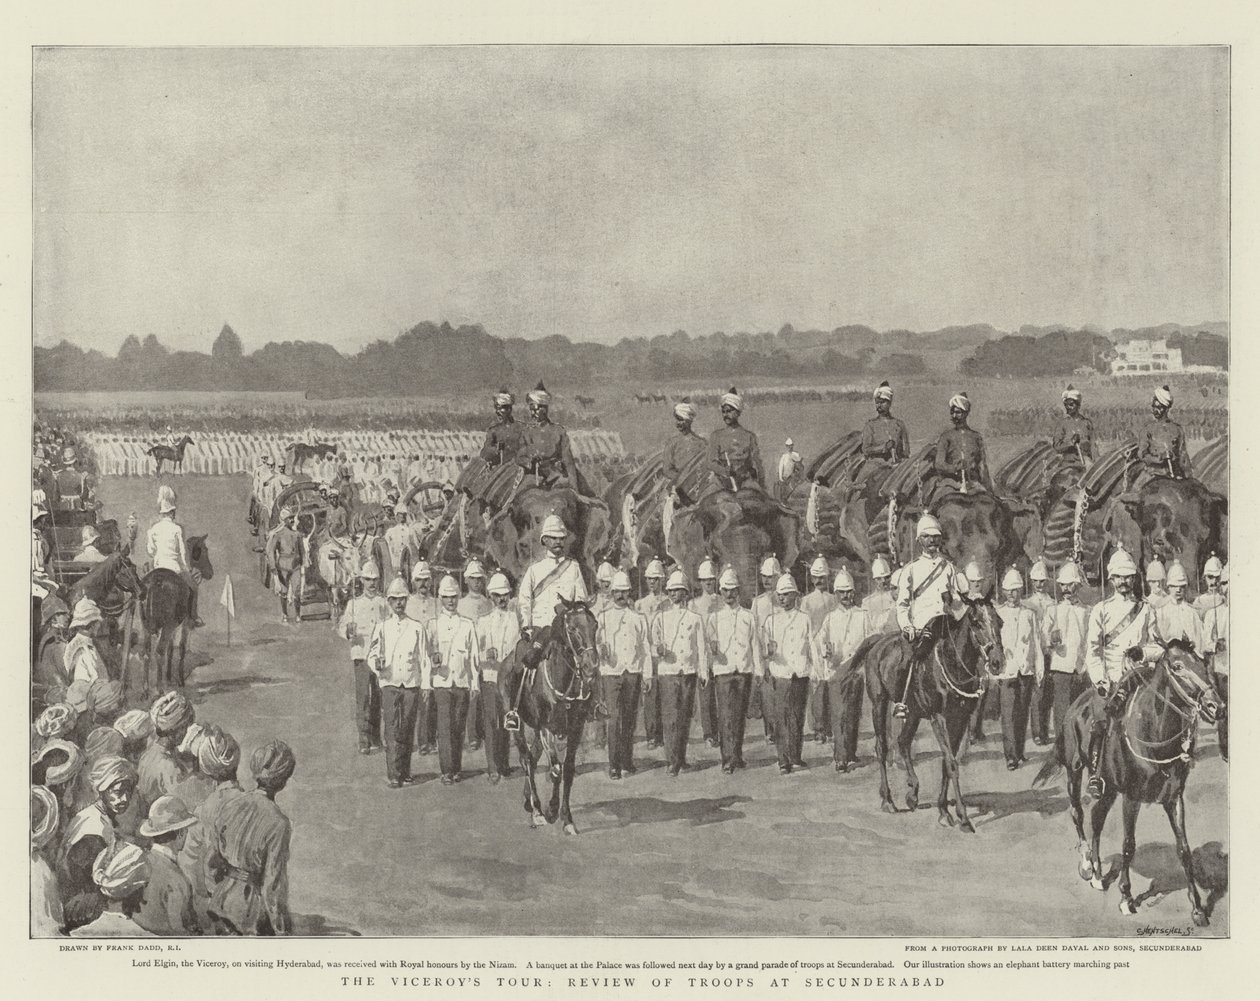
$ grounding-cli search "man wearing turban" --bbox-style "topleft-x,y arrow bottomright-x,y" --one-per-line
139,692 -> 195,814
68,843 -> 154,937
662,401 -> 708,506
932,392 -> 992,495
206,740 -> 295,935
480,389 -> 525,468
178,727 -> 243,933
706,388 -> 766,493
1139,385 -> 1191,479
516,381 -> 580,488
860,381 -> 910,467
59,755 -> 139,930
1051,385 -> 1094,470
32,786 -> 64,937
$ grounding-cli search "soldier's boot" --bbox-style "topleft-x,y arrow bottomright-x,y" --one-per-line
894,633 -> 930,719
504,642 -> 542,732
1086,718 -> 1109,798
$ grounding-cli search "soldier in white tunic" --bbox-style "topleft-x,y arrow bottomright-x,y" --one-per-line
763,573 -> 816,775
651,570 -> 710,776
995,567 -> 1041,770
597,571 -> 653,779
707,565 -> 762,773
814,567 -> 870,771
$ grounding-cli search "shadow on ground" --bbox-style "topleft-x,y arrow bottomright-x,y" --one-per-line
291,912 -> 362,936
584,794 -> 752,828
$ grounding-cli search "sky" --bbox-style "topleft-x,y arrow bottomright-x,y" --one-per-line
33,46 -> 1228,354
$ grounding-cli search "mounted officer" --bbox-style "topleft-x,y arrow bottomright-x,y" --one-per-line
1138,385 -> 1191,479
147,486 -> 203,629
1082,546 -> 1165,797
892,514 -> 960,719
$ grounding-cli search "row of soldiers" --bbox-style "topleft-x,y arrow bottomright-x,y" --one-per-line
331,509 -> 1230,788
32,688 -> 296,937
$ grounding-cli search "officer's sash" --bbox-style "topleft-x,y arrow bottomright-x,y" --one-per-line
909,560 -> 948,601
532,558 -> 574,601
1101,601 -> 1143,649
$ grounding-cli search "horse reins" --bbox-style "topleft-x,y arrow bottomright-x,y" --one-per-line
1123,655 -> 1215,765
541,611 -> 596,705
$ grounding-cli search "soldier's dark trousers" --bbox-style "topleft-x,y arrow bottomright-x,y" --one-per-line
415,690 -> 439,750
828,670 -> 863,765
434,687 -> 470,777
769,676 -> 809,770
479,679 -> 511,776
809,679 -> 831,737
602,673 -> 642,773
998,676 -> 1033,765
659,674 -> 697,770
747,677 -> 775,740
642,680 -> 663,745
467,689 -> 483,747
1029,656 -> 1052,741
1214,673 -> 1228,761
698,680 -> 719,742
380,685 -> 419,782
714,673 -> 750,769
1048,671 -> 1088,743
351,659 -> 381,750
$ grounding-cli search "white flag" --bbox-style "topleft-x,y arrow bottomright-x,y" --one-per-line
219,574 -> 236,619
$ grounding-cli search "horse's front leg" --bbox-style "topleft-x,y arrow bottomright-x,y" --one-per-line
1118,796 -> 1140,915
1088,789 -> 1118,891
560,724 -> 580,835
545,731 -> 565,824
1067,765 -> 1092,880
871,692 -> 895,813
1165,792 -> 1208,926
176,622 -> 189,687
515,727 -> 545,828
896,712 -> 921,811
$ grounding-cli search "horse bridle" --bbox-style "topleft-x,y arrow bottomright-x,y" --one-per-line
936,601 -> 997,701
1124,647 -> 1219,764
542,609 -> 597,704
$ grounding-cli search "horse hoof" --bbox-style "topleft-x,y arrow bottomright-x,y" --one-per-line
905,794 -> 919,811
563,823 -> 578,836
880,801 -> 897,815
1089,876 -> 1106,892
959,819 -> 976,834
1078,861 -> 1095,881
531,813 -> 547,828
1119,898 -> 1137,916
938,813 -> 955,828
1192,909 -> 1209,928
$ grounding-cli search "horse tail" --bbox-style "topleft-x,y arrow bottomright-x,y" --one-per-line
1031,730 -> 1066,787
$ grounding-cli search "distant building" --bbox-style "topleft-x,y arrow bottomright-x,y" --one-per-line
1110,338 -> 1183,376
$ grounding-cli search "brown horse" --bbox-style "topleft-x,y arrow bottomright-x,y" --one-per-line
146,435 -> 195,474
498,598 -> 599,835
857,594 -> 1006,832
1035,640 -> 1223,926
139,535 -> 214,691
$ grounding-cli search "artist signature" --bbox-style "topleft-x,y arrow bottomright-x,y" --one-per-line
1137,925 -> 1194,937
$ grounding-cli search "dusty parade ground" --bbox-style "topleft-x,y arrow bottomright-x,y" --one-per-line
96,473 -> 1230,938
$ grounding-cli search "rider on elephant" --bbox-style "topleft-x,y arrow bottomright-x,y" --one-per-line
516,383 -> 579,488
931,392 -> 993,500
705,388 -> 765,493
1050,385 -> 1094,474
859,381 -> 910,471
662,402 -> 708,506
1138,385 -> 1192,480
480,390 -> 525,468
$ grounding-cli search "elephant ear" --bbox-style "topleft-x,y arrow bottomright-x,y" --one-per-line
579,499 -> 611,569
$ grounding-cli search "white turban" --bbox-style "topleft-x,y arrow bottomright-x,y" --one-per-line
494,390 -> 514,406
1061,385 -> 1082,403
949,392 -> 971,413
721,387 -> 743,412
527,382 -> 551,406
673,402 -> 697,422
1153,385 -> 1173,407
873,381 -> 893,401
